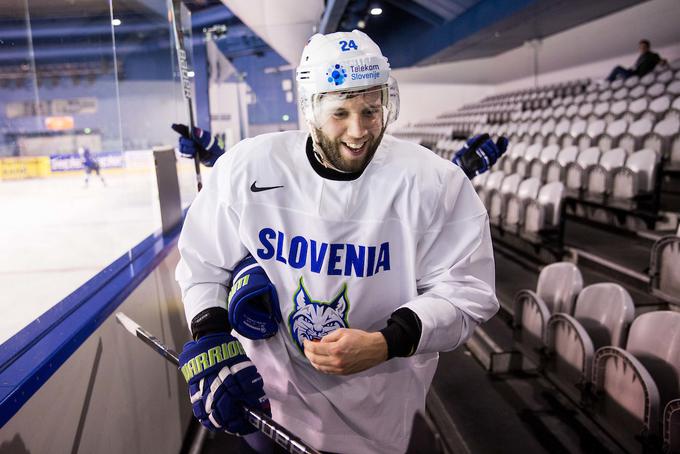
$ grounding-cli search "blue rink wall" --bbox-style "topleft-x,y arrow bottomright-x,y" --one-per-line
0,224 -> 192,453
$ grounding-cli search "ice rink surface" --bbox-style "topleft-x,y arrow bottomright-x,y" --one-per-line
0,161 -> 201,344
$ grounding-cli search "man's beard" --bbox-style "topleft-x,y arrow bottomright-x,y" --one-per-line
314,128 -> 384,173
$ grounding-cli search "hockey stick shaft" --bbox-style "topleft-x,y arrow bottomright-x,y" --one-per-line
114,312 -> 320,454
167,0 -> 203,191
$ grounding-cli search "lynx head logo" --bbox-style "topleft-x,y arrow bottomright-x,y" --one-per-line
289,277 -> 350,352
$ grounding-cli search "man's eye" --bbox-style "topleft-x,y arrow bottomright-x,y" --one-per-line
332,111 -> 348,119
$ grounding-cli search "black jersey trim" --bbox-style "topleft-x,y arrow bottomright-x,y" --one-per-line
305,136 -> 364,181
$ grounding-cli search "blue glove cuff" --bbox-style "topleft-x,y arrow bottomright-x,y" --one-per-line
228,255 -> 281,340
179,333 -> 245,384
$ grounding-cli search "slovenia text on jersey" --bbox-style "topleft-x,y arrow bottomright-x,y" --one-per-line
256,228 -> 391,277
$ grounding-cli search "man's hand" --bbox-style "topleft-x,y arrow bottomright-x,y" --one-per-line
452,134 -> 508,179
171,123 -> 225,167
303,329 -> 388,375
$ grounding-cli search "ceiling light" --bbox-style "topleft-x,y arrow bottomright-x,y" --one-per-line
187,71 -> 195,78
112,18 -> 121,26
370,7 -> 382,16
357,19 -> 366,29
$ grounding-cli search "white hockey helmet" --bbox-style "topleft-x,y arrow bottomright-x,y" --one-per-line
296,30 -> 399,128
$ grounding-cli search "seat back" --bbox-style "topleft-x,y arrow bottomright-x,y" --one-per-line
593,101 -> 610,118
536,181 -> 565,227
605,118 -> 628,137
485,170 -> 506,192
649,95 -> 671,114
650,236 -> 680,304
573,283 -> 635,349
626,311 -> 680,407
628,118 -> 654,138
557,146 -> 579,166
586,119 -> 607,138
536,262 -> 583,314
647,82 -> 665,98
516,177 -> 542,200
654,117 -> 680,137
624,148 -> 659,193
598,148 -> 627,171
610,100 -> 628,117
576,146 -> 601,167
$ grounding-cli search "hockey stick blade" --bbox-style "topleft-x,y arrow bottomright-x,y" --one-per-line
114,312 -> 320,454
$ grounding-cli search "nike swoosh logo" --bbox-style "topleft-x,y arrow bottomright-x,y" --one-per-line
250,181 -> 284,192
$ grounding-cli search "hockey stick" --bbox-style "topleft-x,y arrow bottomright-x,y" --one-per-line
167,0 -> 203,191
114,312 -> 320,454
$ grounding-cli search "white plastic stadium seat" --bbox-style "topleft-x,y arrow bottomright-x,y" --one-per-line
586,148 -> 627,198
592,101 -> 610,119
647,82 -> 665,98
579,119 -> 606,150
624,75 -> 640,87
627,97 -> 649,122
546,283 -> 635,402
564,119 -> 587,148
626,310 -> 680,409
618,118 -> 653,153
515,143 -> 542,177
643,117 -> 680,158
478,170 -> 506,207
611,148 -> 659,200
597,118 -> 628,152
591,328 -> 661,451
503,177 -> 541,232
639,72 -> 656,86
545,146 -> 579,183
565,147 -> 601,192
502,141 -> 528,174
657,69 -> 674,84
488,173 -> 522,225
524,181 -> 565,234
628,84 -> 646,99
607,99 -> 628,123
529,144 -> 560,181
649,235 -> 680,305
513,262 -> 583,358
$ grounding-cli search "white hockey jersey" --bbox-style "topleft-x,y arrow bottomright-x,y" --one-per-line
176,130 -> 498,453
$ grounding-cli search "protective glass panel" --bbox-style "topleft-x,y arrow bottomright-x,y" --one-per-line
0,0 -> 192,347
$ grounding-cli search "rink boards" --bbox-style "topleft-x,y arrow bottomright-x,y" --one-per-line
0,227 -> 192,453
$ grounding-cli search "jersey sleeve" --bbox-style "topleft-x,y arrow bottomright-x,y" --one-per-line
400,165 -> 498,354
175,145 -> 249,327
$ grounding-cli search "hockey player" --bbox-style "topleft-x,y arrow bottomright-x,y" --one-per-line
176,30 -> 499,453
80,147 -> 106,187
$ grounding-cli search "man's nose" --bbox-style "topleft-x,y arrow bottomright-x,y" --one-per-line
346,114 -> 368,139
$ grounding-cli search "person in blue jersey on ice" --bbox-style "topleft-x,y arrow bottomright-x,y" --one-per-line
80,147 -> 106,188
174,30 -> 505,454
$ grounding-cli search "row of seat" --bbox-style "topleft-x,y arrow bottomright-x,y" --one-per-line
513,262 -> 679,453
511,90 -> 680,124
500,142 -> 659,197
474,171 -> 565,237
497,116 -> 679,164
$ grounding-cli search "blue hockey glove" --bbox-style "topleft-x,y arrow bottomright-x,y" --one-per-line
228,254 -> 281,340
179,332 -> 271,434
171,123 -> 225,167
452,134 -> 508,179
